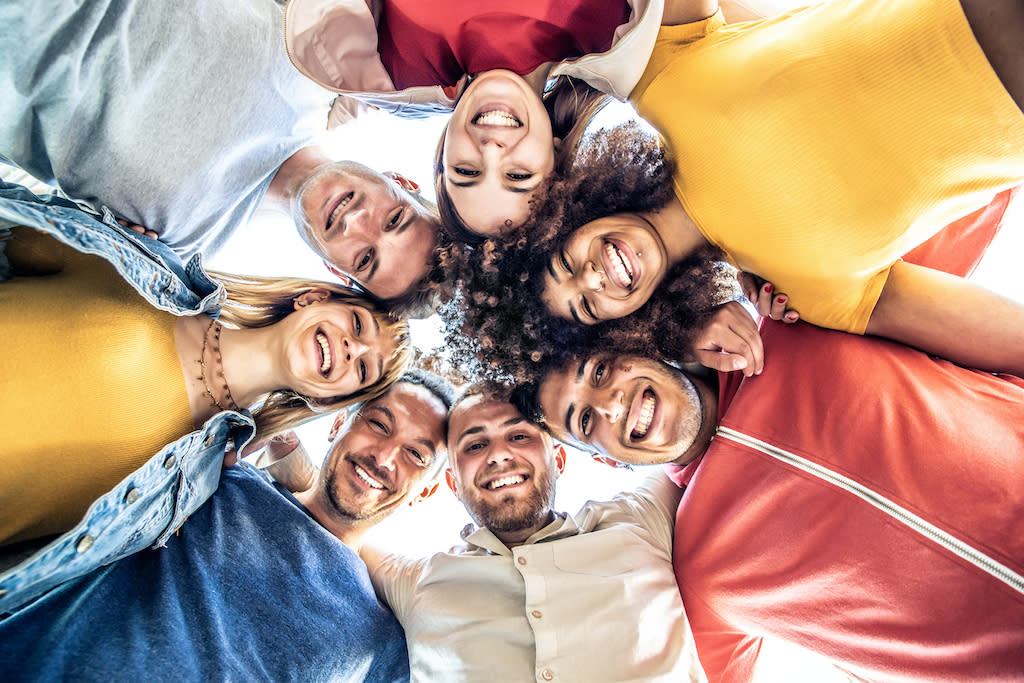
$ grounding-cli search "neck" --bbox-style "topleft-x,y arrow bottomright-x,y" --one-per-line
641,197 -> 711,268
218,323 -> 289,409
294,488 -> 366,548
493,509 -> 557,548
265,145 -> 331,211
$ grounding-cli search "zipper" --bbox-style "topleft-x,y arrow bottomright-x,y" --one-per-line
716,426 -> 1024,594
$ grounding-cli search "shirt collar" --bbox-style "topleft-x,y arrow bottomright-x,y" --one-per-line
460,511 -> 580,555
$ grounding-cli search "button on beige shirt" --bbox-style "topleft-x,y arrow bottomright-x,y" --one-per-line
370,473 -> 706,682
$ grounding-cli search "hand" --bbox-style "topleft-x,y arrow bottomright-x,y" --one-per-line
692,300 -> 764,376
115,217 -> 158,239
737,272 -> 799,323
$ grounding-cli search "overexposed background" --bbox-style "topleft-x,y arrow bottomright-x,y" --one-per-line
211,101 -> 1023,683
207,5 -> 1023,678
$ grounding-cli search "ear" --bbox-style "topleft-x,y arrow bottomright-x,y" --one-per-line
444,468 -> 460,500
327,409 -> 348,441
383,171 -> 420,194
408,481 -> 440,506
590,454 -> 621,470
322,261 -> 357,288
553,444 -> 567,477
553,137 -> 562,151
293,288 -> 331,310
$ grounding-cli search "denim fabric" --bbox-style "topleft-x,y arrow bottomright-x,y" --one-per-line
0,179 -> 223,313
0,466 -> 410,682
0,180 -> 255,614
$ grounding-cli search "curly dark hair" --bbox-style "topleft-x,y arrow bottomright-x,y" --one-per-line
438,123 -> 736,382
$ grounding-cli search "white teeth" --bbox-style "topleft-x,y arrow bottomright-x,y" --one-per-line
487,474 -> 526,490
327,193 -> 353,230
355,464 -> 384,489
605,242 -> 634,288
473,110 -> 521,127
633,395 -> 656,438
316,332 -> 331,375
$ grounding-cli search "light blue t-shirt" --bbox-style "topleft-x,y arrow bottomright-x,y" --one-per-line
0,0 -> 331,256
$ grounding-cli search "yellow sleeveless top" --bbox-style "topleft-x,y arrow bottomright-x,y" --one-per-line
0,228 -> 193,545
631,0 -> 1024,332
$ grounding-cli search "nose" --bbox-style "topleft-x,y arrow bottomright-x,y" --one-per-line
374,444 -> 401,472
342,337 -> 369,364
582,262 -> 605,292
342,208 -> 379,241
487,444 -> 514,466
595,388 -> 626,424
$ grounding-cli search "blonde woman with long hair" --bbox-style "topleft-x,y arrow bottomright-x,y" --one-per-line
0,180 -> 411,546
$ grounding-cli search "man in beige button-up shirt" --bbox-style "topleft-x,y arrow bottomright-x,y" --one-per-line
363,382 -> 706,683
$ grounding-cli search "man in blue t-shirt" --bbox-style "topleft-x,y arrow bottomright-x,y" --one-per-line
0,372 -> 453,682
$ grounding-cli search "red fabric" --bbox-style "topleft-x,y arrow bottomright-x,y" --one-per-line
674,189 -> 1024,681
377,0 -> 630,89
901,186 -> 1018,276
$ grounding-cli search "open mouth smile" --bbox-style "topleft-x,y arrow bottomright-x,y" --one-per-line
315,328 -> 334,377
484,473 -> 528,490
354,463 -> 386,490
473,108 -> 522,128
630,389 -> 657,440
325,192 -> 354,232
603,240 -> 635,290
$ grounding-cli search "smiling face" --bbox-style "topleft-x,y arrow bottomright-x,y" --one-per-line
277,292 -> 400,400
537,354 -> 717,466
446,396 -> 562,541
319,382 -> 448,526
292,161 -> 440,299
442,70 -> 558,237
541,213 -> 669,325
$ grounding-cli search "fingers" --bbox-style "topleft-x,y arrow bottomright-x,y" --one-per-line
694,348 -> 753,375
694,301 -> 765,376
223,449 -> 239,468
770,294 -> 800,323
747,279 -> 800,323
115,217 -> 159,239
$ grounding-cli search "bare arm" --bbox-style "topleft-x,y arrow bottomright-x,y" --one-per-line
866,260 -> 1024,377
662,0 -> 719,25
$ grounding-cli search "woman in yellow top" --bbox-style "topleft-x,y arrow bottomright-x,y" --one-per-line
445,0 -> 1024,377
0,224 -> 411,547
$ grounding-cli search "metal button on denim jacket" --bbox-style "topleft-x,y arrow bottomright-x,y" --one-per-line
0,179 -> 254,615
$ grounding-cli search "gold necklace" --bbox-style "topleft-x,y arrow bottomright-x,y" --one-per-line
198,319 -> 239,412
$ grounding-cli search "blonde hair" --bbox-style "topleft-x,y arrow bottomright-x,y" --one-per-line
209,272 -> 413,441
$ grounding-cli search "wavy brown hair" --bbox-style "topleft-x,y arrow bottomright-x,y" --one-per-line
438,123 -> 735,382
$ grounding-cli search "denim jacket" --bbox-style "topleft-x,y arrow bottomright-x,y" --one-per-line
0,180 -> 256,614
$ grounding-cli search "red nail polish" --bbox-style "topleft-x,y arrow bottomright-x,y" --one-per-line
777,296 -> 787,304
764,283 -> 772,294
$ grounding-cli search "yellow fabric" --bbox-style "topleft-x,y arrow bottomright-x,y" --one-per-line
0,228 -> 192,545
631,0 -> 1024,332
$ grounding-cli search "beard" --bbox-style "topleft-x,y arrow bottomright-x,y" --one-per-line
322,452 -> 392,523
462,467 -> 557,534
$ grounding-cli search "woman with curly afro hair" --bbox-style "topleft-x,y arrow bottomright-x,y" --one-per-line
438,123 -> 740,383
445,0 -> 1024,379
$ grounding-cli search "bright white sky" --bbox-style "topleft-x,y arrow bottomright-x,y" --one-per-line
208,5 -> 1024,676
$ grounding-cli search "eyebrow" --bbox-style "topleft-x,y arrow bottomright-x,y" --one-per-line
454,416 -> 526,447
366,404 -> 394,423
562,361 -> 587,436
